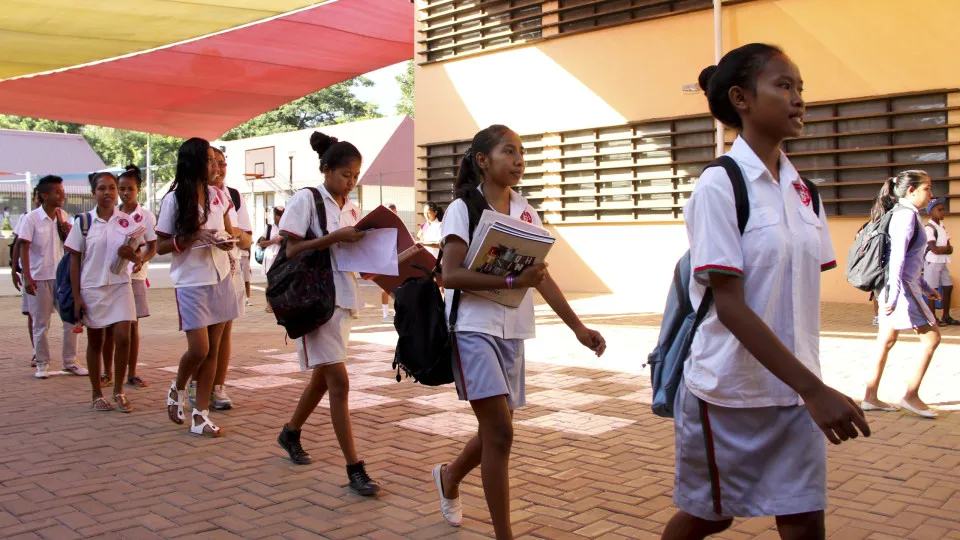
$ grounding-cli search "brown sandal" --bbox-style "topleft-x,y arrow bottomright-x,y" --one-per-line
127,376 -> 150,388
100,375 -> 113,389
92,397 -> 115,412
114,393 -> 133,413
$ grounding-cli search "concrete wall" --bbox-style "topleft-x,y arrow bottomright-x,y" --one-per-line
415,0 -> 960,307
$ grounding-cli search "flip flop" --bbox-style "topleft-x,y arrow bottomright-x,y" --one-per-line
943,317 -> 960,326
861,401 -> 899,412
899,400 -> 938,419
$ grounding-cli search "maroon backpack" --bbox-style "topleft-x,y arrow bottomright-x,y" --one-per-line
265,187 -> 335,339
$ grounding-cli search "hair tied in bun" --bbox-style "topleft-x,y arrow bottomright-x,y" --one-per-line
698,65 -> 719,93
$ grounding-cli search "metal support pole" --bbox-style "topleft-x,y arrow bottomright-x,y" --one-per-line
25,171 -> 32,212
714,0 -> 725,157
379,172 -> 383,206
146,134 -> 153,212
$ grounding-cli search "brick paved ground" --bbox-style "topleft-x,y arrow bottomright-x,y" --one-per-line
0,285 -> 958,539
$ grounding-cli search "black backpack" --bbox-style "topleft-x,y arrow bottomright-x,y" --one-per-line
845,206 -> 920,293
265,188 -> 335,339
391,202 -> 483,386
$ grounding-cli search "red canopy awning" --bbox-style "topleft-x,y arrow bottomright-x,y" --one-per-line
0,0 -> 413,140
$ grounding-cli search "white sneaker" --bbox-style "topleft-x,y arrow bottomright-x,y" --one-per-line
35,365 -> 49,379
872,316 -> 879,326
432,464 -> 462,527
245,298 -> 253,307
382,315 -> 394,323
211,385 -> 233,410
63,365 -> 89,376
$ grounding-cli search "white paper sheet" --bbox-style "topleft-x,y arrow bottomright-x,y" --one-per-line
334,228 -> 399,275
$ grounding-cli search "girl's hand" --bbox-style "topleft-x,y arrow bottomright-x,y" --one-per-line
12,271 -> 22,291
117,244 -> 138,262
515,263 -> 547,289
884,304 -> 895,315
74,297 -> 87,321
332,227 -> 365,244
193,230 -> 218,247
574,326 -> 606,357
802,383 -> 870,445
24,277 -> 37,296
928,289 -> 942,301
131,261 -> 143,274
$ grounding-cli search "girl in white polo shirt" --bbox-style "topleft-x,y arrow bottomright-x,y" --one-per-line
432,125 -> 606,538
66,172 -> 142,412
662,44 -> 870,540
155,138 -> 239,437
274,131 -> 381,497
117,165 -> 157,388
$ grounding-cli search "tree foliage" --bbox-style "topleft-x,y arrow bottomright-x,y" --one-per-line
219,77 -> 382,141
396,61 -> 414,118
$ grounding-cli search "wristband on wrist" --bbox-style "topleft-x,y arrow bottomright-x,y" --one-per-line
506,275 -> 515,290
172,236 -> 184,253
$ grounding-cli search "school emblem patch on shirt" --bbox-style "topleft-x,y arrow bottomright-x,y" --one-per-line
793,180 -> 812,207
118,217 -> 130,228
133,213 -> 143,223
520,211 -> 533,223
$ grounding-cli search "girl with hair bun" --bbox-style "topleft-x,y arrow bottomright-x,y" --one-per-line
117,165 -> 157,388
862,170 -> 941,418
274,131 -> 381,497
663,44 -> 869,540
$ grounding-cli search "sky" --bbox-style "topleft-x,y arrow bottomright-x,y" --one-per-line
352,61 -> 408,116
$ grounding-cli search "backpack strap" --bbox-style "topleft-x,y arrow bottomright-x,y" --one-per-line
305,187 -> 329,237
227,186 -> 242,212
801,178 -> 821,217
704,155 -> 750,234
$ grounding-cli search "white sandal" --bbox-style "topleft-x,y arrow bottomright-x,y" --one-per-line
190,409 -> 223,437
166,382 -> 185,424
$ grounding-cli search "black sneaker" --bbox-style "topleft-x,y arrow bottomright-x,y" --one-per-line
347,461 -> 381,496
277,425 -> 312,465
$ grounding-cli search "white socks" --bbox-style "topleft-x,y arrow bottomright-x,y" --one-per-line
382,304 -> 389,317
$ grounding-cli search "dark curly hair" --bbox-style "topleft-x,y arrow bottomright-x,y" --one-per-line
698,43 -> 784,130
165,137 -> 211,237
118,165 -> 143,189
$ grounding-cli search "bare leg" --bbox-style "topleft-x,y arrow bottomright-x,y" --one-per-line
193,323 -> 225,413
864,323 -> 899,408
470,396 -> 514,540
245,281 -> 251,299
127,321 -> 140,380
776,511 -> 825,540
942,286 -> 954,320
101,326 -> 114,380
86,328 -> 105,401
27,314 -> 34,353
661,511 -> 732,540
288,366 -> 329,430
442,432 -> 483,499
322,363 -> 359,464
214,320 -> 232,386
902,325 -> 940,410
111,321 -> 132,398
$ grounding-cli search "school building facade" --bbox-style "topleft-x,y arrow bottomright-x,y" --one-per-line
413,0 -> 960,310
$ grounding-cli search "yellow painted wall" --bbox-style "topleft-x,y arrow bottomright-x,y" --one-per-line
415,0 -> 960,307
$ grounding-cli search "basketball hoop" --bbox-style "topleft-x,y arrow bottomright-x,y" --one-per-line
244,173 -> 263,180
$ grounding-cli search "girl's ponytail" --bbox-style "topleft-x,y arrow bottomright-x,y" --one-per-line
454,125 -> 513,235
870,170 -> 930,221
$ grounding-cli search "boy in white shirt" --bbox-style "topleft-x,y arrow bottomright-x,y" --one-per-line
18,175 -> 87,379
924,198 -> 955,325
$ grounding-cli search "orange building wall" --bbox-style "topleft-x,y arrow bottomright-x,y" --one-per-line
415,0 -> 960,307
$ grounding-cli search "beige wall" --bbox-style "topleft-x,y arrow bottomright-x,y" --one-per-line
415,0 -> 960,306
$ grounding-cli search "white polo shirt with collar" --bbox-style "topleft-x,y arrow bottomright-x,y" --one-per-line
64,209 -> 139,289
17,206 -> 69,281
440,187 -> 543,340
156,186 -> 232,288
277,184 -> 361,314
683,136 -> 836,408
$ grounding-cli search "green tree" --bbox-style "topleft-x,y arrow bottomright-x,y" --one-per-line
220,77 -> 382,141
0,115 -> 83,134
396,61 -> 414,118
82,127 -> 183,183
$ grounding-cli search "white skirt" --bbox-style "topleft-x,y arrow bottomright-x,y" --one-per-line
174,276 -> 240,332
296,308 -> 353,370
82,283 -> 136,329
233,270 -> 246,317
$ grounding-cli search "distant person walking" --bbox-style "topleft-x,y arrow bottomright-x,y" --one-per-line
923,197 -> 956,325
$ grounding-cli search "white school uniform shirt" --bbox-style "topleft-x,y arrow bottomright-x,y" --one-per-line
233,191 -> 253,258
684,136 -> 836,408
278,185 -> 361,314
17,206 -> 69,281
441,187 -> 542,340
925,219 -> 950,264
420,219 -> 443,257
155,186 -> 232,288
64,209 -> 138,289
124,204 -> 157,281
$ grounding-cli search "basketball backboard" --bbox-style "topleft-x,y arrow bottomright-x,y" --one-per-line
245,146 -> 275,179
